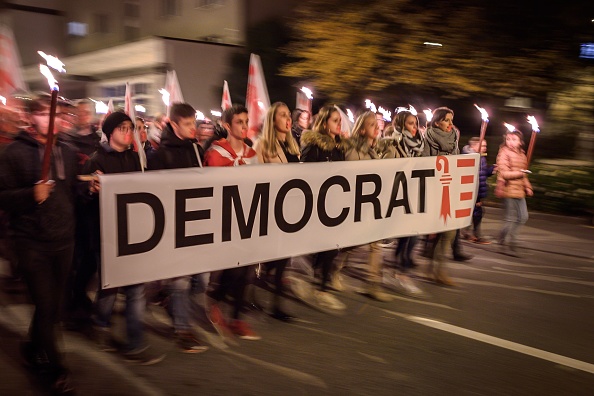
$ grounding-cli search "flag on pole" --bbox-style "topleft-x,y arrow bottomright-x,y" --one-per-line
245,53 -> 270,140
125,82 -> 146,171
165,70 -> 184,117
0,24 -> 27,97
221,80 -> 232,110
107,98 -> 114,114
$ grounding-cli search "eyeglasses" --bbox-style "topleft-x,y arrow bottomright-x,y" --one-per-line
116,125 -> 134,134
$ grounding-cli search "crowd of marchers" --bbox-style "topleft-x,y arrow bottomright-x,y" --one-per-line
0,95 -> 533,394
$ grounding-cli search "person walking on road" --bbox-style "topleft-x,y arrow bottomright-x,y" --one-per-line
495,129 -> 533,257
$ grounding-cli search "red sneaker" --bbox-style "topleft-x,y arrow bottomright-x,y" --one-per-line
229,320 -> 261,341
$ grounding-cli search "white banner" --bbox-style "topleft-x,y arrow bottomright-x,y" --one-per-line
99,154 -> 479,288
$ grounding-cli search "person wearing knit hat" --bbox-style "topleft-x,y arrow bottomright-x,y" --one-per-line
101,111 -> 133,141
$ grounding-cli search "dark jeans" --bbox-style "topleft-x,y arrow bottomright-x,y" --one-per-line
312,250 -> 339,291
395,236 -> 418,271
264,258 -> 289,310
15,239 -> 74,374
210,265 -> 253,319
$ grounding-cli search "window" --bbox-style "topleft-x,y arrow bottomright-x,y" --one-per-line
68,22 -> 88,37
124,26 -> 140,40
196,0 -> 224,9
94,13 -> 109,34
133,83 -> 149,94
161,0 -> 179,17
124,2 -> 140,18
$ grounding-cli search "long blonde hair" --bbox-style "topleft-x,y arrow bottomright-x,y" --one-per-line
260,102 -> 300,158
350,111 -> 376,148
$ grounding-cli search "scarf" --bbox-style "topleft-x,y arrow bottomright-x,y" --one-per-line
401,129 -> 425,157
424,126 -> 459,155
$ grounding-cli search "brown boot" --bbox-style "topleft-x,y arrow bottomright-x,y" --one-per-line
366,283 -> 393,302
435,269 -> 457,287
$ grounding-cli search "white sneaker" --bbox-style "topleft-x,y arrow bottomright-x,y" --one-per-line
384,274 -> 424,297
314,291 -> 346,310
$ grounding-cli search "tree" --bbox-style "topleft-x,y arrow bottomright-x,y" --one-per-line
281,0 -> 586,103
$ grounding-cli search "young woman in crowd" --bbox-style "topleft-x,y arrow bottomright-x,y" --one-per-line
496,129 -> 533,257
253,102 -> 300,321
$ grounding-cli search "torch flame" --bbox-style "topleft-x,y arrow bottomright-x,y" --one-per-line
503,122 -> 516,132
90,99 -> 108,114
158,88 -> 170,106
526,115 -> 540,133
346,109 -> 355,123
408,105 -> 417,115
423,109 -> 433,122
364,99 -> 377,113
39,64 -> 59,91
300,86 -> 313,100
378,106 -> 392,122
474,104 -> 489,121
211,110 -> 222,117
195,110 -> 205,120
38,51 -> 66,73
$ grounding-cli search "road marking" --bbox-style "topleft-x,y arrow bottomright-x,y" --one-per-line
358,351 -> 388,364
224,349 -> 327,389
382,309 -> 594,375
290,323 -> 367,344
480,257 -> 594,273
456,278 -> 591,298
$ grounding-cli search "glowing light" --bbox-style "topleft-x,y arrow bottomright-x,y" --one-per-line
408,105 -> 417,115
211,110 -> 222,117
158,88 -> 170,106
300,86 -> 313,100
37,51 -> 66,73
135,104 -> 146,113
395,105 -> 417,116
526,115 -> 540,133
504,123 -> 516,132
195,110 -> 205,120
39,64 -> 58,91
474,104 -> 489,121
423,109 -> 433,122
378,106 -> 392,122
90,99 -> 108,114
0,95 -> 6,106
346,109 -> 355,123
364,99 -> 377,113
423,42 -> 442,47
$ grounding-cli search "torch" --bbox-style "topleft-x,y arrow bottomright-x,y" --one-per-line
474,104 -> 489,155
526,115 -> 540,167
38,52 -> 65,182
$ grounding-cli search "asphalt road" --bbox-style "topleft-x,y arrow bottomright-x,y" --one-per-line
1,207 -> 593,395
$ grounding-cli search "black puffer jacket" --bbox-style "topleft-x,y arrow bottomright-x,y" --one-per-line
0,131 -> 78,247
149,123 -> 205,169
300,130 -> 350,163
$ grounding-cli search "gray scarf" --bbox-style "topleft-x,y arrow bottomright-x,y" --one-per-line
401,129 -> 425,157
424,126 -> 459,155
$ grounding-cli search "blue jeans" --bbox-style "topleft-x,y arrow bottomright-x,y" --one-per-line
95,283 -> 146,352
500,198 -> 529,247
167,276 -> 192,332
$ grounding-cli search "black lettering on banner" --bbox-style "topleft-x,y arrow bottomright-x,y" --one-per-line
117,193 -> 165,256
175,188 -> 214,248
411,169 -> 435,213
274,179 -> 313,233
318,176 -> 350,227
222,183 -> 270,242
385,171 -> 411,218
354,174 -> 382,222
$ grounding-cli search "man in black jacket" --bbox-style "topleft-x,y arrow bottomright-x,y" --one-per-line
0,94 -> 80,394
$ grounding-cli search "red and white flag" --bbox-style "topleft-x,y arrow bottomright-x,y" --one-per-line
245,53 -> 270,140
221,80 -> 232,110
125,82 -> 146,171
0,24 -> 27,98
107,98 -> 115,114
296,91 -> 312,114
165,70 -> 184,116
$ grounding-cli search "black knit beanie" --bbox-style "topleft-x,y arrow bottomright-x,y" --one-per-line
102,111 -> 133,140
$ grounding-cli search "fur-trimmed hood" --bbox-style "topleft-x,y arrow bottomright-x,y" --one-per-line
300,129 -> 352,152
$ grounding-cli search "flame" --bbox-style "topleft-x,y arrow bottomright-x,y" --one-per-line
158,88 -> 170,106
378,106 -> 392,122
300,86 -> 313,100
211,110 -> 222,117
90,99 -> 108,114
474,104 -> 489,121
135,104 -> 146,113
346,109 -> 355,123
526,115 -> 540,133
195,110 -> 205,120
423,109 -> 433,122
503,122 -> 516,132
408,105 -> 417,115
38,51 -> 66,73
0,95 -> 6,106
39,64 -> 59,91
364,99 -> 377,113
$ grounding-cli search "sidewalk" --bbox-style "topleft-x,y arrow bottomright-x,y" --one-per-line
477,205 -> 594,260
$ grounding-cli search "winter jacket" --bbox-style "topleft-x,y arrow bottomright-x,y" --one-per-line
462,145 -> 494,199
253,138 -> 300,164
58,128 -> 101,172
148,124 -> 204,170
0,131 -> 79,247
345,140 -> 378,161
300,130 -> 349,162
204,138 -> 258,167
495,145 -> 532,199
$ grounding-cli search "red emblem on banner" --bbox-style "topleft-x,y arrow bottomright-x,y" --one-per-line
436,156 -> 452,224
